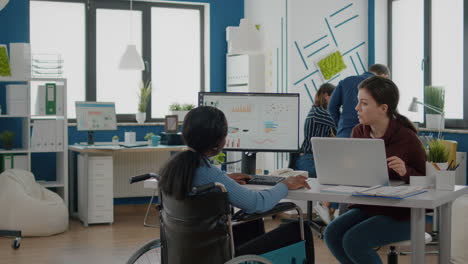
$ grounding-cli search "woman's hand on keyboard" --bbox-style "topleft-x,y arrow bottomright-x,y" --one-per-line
282,175 -> 311,190
228,173 -> 252,185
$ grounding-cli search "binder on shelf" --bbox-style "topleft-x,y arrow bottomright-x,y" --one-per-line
1,154 -> 13,172
45,83 -> 56,115
0,154 -> 28,172
55,120 -> 64,151
6,84 -> 28,116
55,85 -> 64,115
36,85 -> 46,115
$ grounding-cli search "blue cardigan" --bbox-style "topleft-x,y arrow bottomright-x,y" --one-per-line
328,72 -> 374,137
192,157 -> 288,214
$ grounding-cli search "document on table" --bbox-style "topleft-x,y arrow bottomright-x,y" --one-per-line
321,185 -> 367,194
352,185 -> 427,199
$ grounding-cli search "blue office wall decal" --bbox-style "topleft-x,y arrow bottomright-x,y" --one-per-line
368,0 -> 375,66
294,70 -> 319,86
350,56 -> 359,75
307,44 -> 330,58
304,34 -> 328,49
281,17 -> 284,93
343,41 -> 366,56
294,41 -> 309,70
356,51 -> 366,72
328,74 -> 341,83
303,83 -> 314,104
324,18 -> 338,47
277,48 -> 280,93
330,3 -> 354,18
311,79 -> 318,92
335,14 -> 359,29
285,0 -> 289,93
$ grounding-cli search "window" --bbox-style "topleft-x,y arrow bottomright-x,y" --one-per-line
390,0 -> 466,127
30,0 -> 205,121
391,0 -> 424,122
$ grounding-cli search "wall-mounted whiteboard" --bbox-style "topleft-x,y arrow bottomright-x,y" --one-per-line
199,92 -> 299,152
75,101 -> 117,131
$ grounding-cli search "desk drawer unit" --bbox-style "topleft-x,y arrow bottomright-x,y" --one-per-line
78,155 -> 113,226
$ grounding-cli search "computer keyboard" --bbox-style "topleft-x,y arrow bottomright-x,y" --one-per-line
246,175 -> 286,186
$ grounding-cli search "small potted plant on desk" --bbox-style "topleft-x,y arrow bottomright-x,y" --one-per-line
144,132 -> 155,145
136,81 -> 152,124
0,130 -> 14,150
112,135 -> 119,146
426,139 -> 449,188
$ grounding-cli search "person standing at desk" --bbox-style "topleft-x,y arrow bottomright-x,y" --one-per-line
324,76 -> 426,264
328,64 -> 390,138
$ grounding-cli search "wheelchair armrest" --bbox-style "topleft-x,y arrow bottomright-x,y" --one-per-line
232,202 -> 299,222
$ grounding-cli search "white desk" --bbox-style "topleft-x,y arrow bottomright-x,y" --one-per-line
69,143 -> 186,222
145,178 -> 468,264
251,179 -> 468,264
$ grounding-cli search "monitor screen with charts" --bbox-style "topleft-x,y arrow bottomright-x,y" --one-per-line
198,92 -> 300,152
75,101 -> 117,131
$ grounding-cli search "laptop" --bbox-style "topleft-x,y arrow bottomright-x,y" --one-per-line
311,138 -> 389,187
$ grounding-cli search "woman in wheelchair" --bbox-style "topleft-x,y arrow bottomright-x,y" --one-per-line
324,76 -> 426,264
158,106 -> 314,262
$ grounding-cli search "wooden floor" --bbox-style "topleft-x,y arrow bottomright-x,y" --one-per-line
0,205 -> 438,264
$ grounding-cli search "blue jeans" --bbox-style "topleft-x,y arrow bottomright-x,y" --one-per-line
324,208 -> 411,264
294,154 -> 317,178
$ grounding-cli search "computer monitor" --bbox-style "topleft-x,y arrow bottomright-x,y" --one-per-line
75,101 -> 117,145
199,92 -> 300,174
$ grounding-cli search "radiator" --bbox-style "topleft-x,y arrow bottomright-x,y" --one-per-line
113,151 -> 171,198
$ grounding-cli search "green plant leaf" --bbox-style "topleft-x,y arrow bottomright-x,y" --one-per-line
138,81 -> 152,112
424,86 -> 445,114
427,139 -> 449,163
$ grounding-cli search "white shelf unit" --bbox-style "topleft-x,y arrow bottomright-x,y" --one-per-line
0,78 -> 68,207
226,53 -> 265,93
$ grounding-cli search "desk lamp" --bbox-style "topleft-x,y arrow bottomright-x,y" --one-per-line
408,97 -> 444,139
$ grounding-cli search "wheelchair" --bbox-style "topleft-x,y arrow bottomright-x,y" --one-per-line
127,173 -> 315,264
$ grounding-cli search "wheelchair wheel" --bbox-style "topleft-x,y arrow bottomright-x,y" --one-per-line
224,255 -> 272,264
126,239 -> 162,264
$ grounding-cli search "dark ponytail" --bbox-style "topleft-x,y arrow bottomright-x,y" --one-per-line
158,106 -> 228,200
358,76 -> 417,133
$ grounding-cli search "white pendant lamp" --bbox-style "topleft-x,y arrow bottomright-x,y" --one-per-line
119,0 -> 145,71
0,0 -> 10,11
119,44 -> 145,70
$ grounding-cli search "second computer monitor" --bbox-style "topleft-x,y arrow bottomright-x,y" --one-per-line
199,92 -> 299,152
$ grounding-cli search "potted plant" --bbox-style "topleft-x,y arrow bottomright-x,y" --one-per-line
144,132 -> 155,145
424,85 -> 445,129
112,135 -> 119,145
210,152 -> 226,169
0,130 -> 14,150
169,103 -> 194,121
426,139 -> 449,187
136,80 -> 152,124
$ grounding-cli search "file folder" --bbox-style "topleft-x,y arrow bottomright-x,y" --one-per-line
1,154 -> 13,172
46,83 -> 56,115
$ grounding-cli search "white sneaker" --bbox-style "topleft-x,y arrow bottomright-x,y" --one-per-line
314,204 -> 331,225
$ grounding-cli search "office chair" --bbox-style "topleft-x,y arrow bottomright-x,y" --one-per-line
127,173 -> 314,264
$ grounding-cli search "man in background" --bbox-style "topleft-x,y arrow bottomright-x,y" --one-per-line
328,64 -> 390,137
